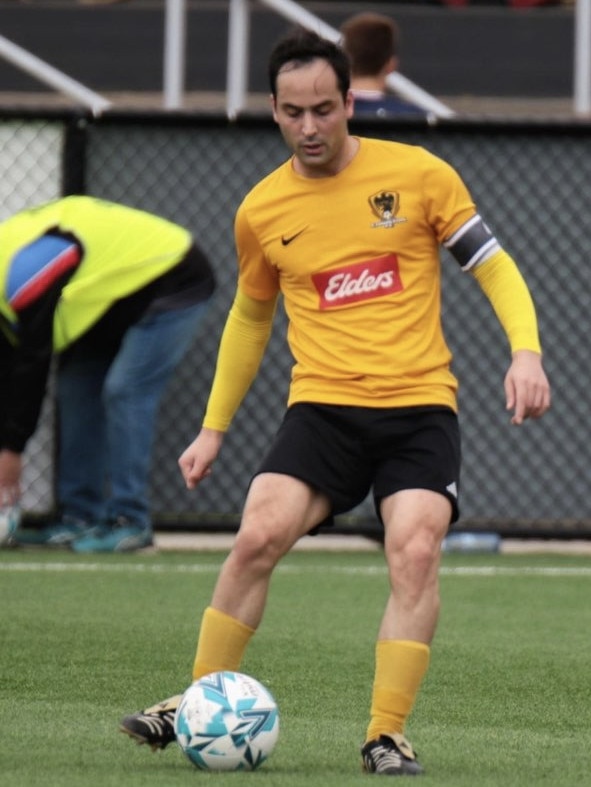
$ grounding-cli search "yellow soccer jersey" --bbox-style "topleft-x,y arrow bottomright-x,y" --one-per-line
235,137 -> 479,411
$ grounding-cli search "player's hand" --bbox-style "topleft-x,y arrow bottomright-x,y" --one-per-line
0,449 -> 22,505
504,349 -> 551,425
178,428 -> 225,490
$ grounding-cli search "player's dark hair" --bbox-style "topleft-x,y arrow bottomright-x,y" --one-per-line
268,27 -> 351,102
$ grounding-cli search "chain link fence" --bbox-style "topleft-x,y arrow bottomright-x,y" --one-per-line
3,110 -> 590,537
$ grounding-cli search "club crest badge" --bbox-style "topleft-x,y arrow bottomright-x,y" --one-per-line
369,191 -> 407,229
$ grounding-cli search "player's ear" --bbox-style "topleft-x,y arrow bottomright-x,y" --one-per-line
345,89 -> 355,118
270,94 -> 279,123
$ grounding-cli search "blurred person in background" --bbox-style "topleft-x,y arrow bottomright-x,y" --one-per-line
0,196 -> 215,553
341,12 -> 428,118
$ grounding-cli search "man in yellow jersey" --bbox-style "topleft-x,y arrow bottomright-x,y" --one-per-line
120,29 -> 550,774
0,196 -> 215,553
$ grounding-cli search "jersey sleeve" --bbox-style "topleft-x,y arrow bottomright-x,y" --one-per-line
470,248 -> 542,354
202,288 -> 277,432
234,202 -> 280,301
422,153 -> 478,244
422,152 -> 508,275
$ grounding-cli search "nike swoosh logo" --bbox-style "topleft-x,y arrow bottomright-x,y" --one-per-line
281,229 -> 306,246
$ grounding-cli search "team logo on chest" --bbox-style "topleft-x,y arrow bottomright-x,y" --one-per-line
369,191 -> 407,229
312,254 -> 403,309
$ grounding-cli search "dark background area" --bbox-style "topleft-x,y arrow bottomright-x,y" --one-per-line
0,1 -> 576,99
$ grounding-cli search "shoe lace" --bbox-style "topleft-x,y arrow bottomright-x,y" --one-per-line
138,709 -> 175,737
368,741 -> 403,771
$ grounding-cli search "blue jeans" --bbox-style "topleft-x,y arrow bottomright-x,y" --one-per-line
56,301 -> 209,530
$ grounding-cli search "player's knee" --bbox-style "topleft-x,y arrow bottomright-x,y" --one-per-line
387,528 -> 441,582
232,521 -> 286,572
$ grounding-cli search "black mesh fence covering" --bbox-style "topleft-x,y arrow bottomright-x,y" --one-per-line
2,110 -> 590,537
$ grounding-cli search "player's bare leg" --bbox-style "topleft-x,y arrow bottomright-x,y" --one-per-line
362,489 -> 450,776
208,473 -> 331,628
379,488 -> 450,643
120,473 -> 329,750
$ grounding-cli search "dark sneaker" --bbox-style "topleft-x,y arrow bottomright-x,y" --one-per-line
362,733 -> 423,776
120,695 -> 182,750
13,516 -> 89,547
71,518 -> 153,553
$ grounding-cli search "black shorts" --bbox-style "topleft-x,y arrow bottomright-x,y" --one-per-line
254,403 -> 461,527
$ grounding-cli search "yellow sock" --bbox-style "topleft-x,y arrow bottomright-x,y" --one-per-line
365,639 -> 430,743
192,606 -> 255,681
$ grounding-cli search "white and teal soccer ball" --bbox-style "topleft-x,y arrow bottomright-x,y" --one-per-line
0,506 -> 20,547
174,671 -> 279,771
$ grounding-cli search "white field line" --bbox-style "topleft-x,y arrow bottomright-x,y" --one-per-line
1,562 -> 591,578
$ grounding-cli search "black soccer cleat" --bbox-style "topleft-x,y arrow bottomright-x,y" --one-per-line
119,694 -> 182,751
361,733 -> 423,776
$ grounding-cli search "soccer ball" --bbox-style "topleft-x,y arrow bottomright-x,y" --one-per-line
0,506 -> 20,547
174,671 -> 279,771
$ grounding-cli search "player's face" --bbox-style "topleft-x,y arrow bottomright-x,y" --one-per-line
272,58 -> 355,178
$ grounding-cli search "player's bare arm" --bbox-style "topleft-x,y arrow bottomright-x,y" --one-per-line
504,349 -> 551,425
178,428 -> 225,489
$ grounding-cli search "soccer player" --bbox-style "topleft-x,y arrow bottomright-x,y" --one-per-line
1,196 -> 215,553
121,29 -> 550,774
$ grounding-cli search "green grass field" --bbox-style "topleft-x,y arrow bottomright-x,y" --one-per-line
2,547 -> 591,786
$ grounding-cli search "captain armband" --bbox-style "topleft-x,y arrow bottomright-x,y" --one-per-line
443,214 -> 501,272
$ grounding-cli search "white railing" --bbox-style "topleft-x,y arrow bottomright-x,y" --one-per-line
0,0 -> 589,117
163,0 -> 187,110
0,33 -> 112,116
574,0 -> 591,114
226,0 -> 455,120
